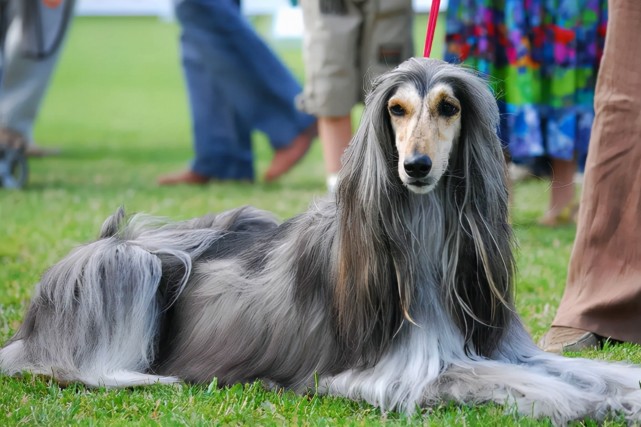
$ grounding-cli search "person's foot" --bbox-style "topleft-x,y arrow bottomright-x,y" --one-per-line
0,129 -> 28,189
508,163 -> 534,182
0,128 -> 60,157
537,203 -> 579,227
538,326 -> 602,353
0,128 -> 27,152
264,122 -> 317,182
157,170 -> 210,186
26,143 -> 61,158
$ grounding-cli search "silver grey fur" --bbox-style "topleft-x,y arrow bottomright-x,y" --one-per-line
1,59 -> 640,425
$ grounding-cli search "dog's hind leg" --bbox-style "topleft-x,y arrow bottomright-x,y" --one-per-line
0,239 -> 179,387
0,340 -> 178,387
0,340 -> 31,376
75,371 -> 180,388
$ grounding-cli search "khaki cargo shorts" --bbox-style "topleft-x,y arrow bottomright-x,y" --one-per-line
297,0 -> 414,117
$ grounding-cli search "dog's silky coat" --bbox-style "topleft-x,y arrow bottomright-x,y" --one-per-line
1,59 -> 640,424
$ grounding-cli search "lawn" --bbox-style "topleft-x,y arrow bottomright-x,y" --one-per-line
0,15 -> 639,426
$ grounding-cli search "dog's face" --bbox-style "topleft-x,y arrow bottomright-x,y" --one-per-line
387,82 -> 462,194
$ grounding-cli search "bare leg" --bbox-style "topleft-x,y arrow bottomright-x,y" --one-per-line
539,158 -> 577,226
319,115 -> 352,191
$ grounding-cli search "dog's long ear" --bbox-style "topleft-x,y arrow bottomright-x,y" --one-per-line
333,68 -> 412,362
439,66 -> 515,357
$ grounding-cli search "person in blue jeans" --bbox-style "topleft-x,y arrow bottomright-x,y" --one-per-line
158,0 -> 317,185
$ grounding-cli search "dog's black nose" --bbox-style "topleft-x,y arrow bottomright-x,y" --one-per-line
404,155 -> 432,179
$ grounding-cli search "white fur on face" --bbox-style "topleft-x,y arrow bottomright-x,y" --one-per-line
387,83 -> 462,194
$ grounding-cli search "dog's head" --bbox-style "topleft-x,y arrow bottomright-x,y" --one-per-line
387,79 -> 462,194
339,58 -> 503,197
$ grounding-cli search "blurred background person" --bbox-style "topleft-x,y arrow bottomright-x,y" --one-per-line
539,0 -> 641,353
444,0 -> 607,226
0,0 -> 76,158
297,0 -> 414,192
158,0 -> 317,186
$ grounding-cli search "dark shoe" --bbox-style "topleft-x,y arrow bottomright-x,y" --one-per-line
264,122 -> 317,182
538,326 -> 601,353
157,170 -> 210,186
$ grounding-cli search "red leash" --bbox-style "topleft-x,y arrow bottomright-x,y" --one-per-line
423,0 -> 441,58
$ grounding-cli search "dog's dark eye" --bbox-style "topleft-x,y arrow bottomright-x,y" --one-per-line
388,104 -> 406,117
438,101 -> 460,117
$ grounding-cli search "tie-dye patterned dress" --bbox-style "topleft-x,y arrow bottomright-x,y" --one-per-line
444,0 -> 607,164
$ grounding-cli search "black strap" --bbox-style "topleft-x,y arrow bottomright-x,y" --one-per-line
20,0 -> 74,60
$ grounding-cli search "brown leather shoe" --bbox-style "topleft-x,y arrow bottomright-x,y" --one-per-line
538,326 -> 601,353
264,122 -> 317,182
157,170 -> 210,186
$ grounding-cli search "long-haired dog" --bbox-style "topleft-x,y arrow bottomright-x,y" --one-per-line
1,59 -> 640,424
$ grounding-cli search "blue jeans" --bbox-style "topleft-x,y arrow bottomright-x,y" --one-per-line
175,0 -> 315,180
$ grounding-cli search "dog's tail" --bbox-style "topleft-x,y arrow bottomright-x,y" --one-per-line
0,207 -> 224,387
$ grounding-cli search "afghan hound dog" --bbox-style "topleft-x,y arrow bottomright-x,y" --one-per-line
1,58 -> 640,424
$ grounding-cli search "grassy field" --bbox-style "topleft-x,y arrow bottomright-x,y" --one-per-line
0,15 -> 639,426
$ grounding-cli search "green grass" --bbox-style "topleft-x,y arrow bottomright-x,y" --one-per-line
0,15 -> 639,426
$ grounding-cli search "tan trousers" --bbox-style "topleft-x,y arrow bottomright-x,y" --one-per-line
552,0 -> 641,344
